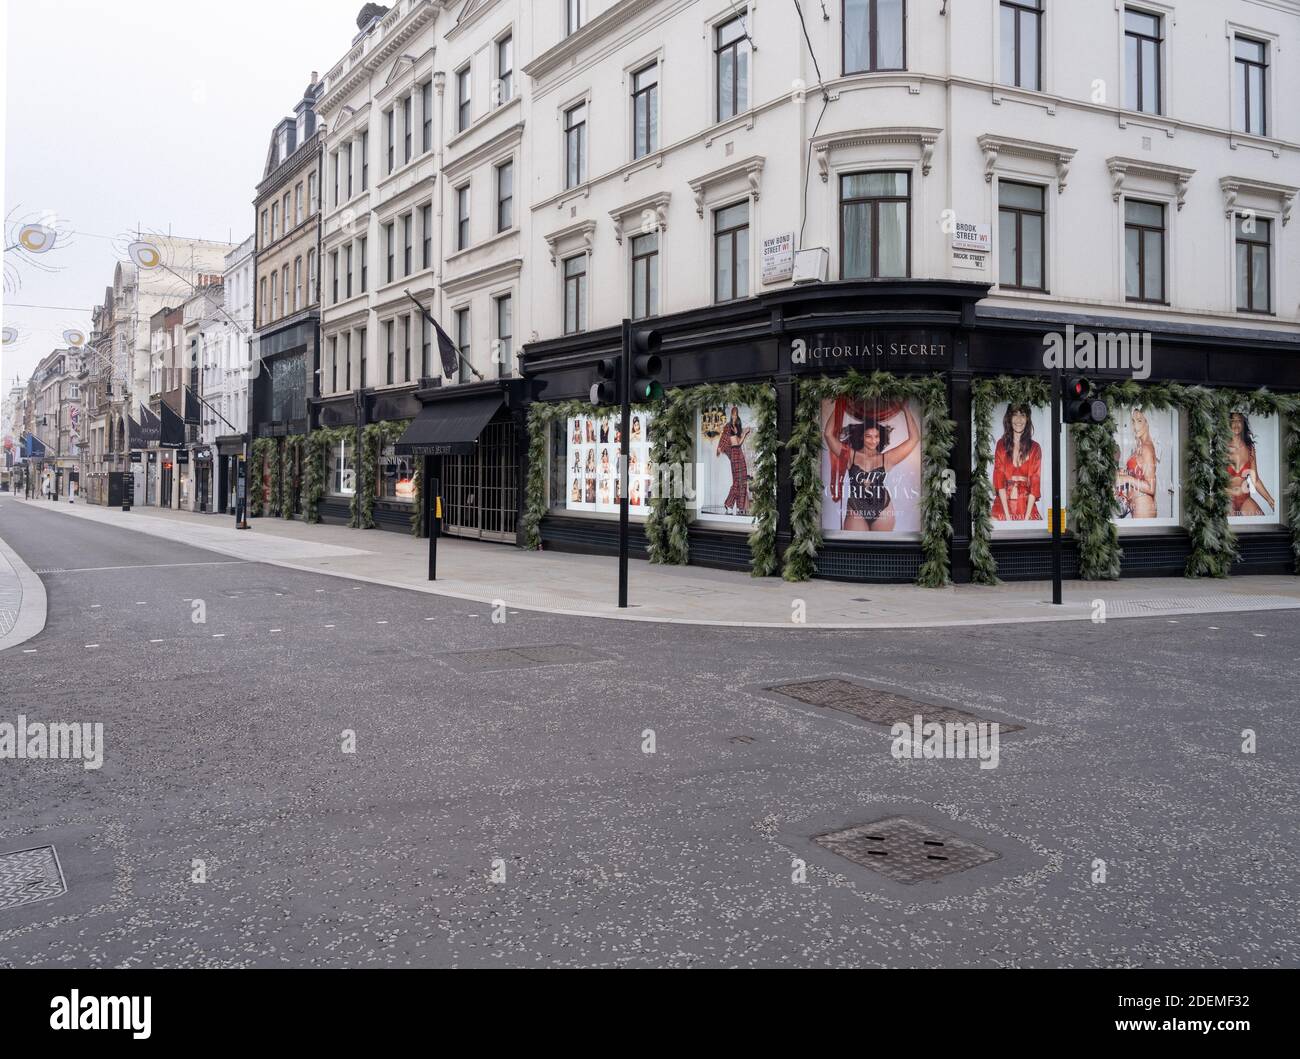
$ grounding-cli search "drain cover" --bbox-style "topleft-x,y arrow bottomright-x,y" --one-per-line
441,643 -> 610,673
768,679 -> 1023,733
815,817 -> 999,884
0,846 -> 67,911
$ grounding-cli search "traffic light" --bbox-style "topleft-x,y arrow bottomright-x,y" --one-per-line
630,328 -> 663,402
1063,376 -> 1108,424
589,357 -> 620,406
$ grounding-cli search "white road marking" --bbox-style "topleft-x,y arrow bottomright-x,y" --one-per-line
150,639 -> 164,643
1253,633 -> 1266,638
270,628 -> 282,633
85,644 -> 99,649
377,621 -> 388,625
213,634 -> 226,639
324,624 -> 336,629
23,649 -> 37,654
57,562 -> 248,574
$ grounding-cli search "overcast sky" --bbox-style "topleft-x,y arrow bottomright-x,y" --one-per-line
2,0 -> 367,400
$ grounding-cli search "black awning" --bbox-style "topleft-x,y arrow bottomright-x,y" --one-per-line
394,394 -> 503,456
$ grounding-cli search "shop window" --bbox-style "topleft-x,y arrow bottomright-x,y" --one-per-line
556,411 -> 655,516
330,438 -> 355,496
376,445 -> 416,502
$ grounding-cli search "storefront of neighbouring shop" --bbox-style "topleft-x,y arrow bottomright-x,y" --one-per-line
519,280 -> 1300,586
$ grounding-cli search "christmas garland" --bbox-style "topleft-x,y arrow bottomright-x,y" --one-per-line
644,383 -> 779,576
300,427 -> 354,526
279,435 -> 305,519
785,371 -> 954,587
249,438 -> 278,518
969,376 -> 1054,585
522,399 -> 658,552
358,420 -> 412,530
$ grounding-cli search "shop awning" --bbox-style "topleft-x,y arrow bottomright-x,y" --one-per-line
394,395 -> 503,456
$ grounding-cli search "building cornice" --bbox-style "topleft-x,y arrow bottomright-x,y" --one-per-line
523,0 -> 646,81
442,122 -> 525,182
255,132 -> 321,202
1106,157 -> 1197,210
977,134 -> 1078,192
318,1 -> 440,117
441,257 -> 522,297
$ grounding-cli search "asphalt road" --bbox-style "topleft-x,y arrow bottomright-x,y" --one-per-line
1,496 -> 1297,968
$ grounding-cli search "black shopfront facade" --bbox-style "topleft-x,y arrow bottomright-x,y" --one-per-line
520,280 -> 1300,584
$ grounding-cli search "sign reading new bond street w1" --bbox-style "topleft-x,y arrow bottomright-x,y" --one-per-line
787,331 -> 953,373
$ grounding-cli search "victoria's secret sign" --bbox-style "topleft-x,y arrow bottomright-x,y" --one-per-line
787,331 -> 952,372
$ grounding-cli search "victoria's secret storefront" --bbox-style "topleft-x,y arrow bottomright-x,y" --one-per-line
520,280 -> 1300,584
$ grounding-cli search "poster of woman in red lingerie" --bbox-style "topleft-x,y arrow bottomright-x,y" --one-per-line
1114,406 -> 1180,524
696,404 -> 758,525
1226,410 -> 1279,524
820,397 -> 922,535
992,403 -> 1042,523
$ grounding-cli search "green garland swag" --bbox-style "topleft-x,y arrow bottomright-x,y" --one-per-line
969,376 -> 1053,585
411,464 -> 424,537
785,371 -> 954,587
358,420 -> 411,530
279,435 -> 305,519
249,438 -> 278,518
300,427 -> 354,525
522,399 -> 658,553
643,383 -> 779,576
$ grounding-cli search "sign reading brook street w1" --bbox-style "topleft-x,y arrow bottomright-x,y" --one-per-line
787,332 -> 953,373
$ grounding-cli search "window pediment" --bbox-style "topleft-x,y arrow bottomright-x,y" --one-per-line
978,134 -> 1077,192
544,220 -> 597,266
688,156 -> 764,218
1107,156 -> 1196,210
609,193 -> 670,244
813,127 -> 941,183
1219,176 -> 1297,225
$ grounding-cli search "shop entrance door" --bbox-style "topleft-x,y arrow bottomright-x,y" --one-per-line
441,419 -> 516,543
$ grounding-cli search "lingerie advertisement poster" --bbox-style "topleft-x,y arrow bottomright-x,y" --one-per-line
695,404 -> 759,526
1226,409 -> 1281,526
820,397 -> 923,537
975,403 -> 1062,535
1112,405 -> 1181,526
565,412 -> 654,516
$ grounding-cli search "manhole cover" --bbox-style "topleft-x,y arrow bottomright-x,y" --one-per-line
0,846 -> 67,911
815,817 -> 999,884
768,679 -> 1023,733
440,643 -> 611,673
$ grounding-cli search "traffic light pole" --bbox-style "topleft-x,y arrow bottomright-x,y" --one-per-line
1051,368 -> 1063,605
618,319 -> 631,609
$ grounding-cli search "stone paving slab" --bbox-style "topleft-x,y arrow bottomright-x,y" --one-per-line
4,495 -> 1298,629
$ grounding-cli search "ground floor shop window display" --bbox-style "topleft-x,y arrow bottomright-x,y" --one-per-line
330,438 -> 355,497
820,397 -> 923,536
376,445 -> 416,502
562,411 -> 655,516
975,402 -> 1067,537
1112,405 -> 1181,526
695,404 -> 758,526
1226,409 -> 1280,525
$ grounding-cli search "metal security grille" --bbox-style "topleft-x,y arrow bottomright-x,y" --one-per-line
442,419 -> 517,542
815,817 -> 1000,884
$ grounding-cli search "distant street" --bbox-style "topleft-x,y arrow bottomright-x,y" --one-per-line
1,496 -> 1297,968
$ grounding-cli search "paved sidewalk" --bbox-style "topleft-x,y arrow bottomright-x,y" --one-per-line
3,493 -> 1298,628
0,518 -> 48,651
